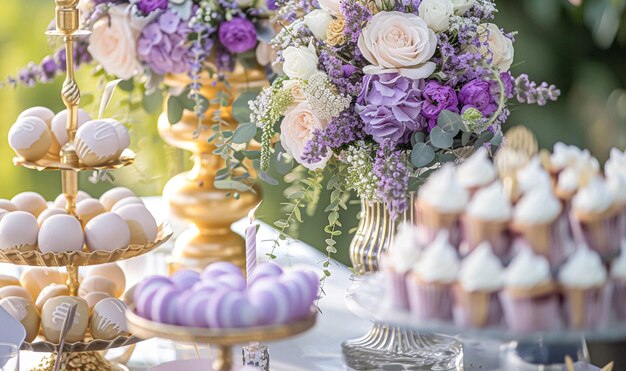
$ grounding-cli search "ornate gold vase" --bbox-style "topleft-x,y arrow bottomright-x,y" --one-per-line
343,196 -> 463,370
159,63 -> 266,273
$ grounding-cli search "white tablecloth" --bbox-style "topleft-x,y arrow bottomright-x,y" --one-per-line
8,197 -> 519,370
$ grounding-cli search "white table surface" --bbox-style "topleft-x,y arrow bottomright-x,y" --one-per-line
5,197 -> 514,370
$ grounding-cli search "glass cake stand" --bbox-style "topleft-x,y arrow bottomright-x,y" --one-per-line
346,273 -> 626,370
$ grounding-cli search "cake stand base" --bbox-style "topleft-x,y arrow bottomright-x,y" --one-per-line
30,352 -> 129,371
341,323 -> 463,370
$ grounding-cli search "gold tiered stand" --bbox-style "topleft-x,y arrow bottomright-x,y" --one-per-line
127,306 -> 317,371
1,1 -> 172,369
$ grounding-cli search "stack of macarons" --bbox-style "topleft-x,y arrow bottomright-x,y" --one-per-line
133,262 -> 319,328
0,187 -> 158,254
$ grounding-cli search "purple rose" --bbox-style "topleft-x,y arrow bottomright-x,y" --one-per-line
458,79 -> 498,116
421,80 -> 459,130
218,18 -> 257,54
356,73 -> 425,144
499,72 -> 515,99
136,0 -> 168,14
137,11 -> 194,75
266,0 -> 279,10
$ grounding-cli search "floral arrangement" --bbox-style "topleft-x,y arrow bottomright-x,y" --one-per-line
7,0 -> 275,123
242,0 -> 561,274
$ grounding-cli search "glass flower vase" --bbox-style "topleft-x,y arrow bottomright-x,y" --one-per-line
342,196 -> 463,370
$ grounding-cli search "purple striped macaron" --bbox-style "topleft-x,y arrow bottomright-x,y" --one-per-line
247,262 -> 284,287
150,286 -> 181,324
214,273 -> 246,291
134,276 -> 173,319
281,271 -> 318,319
206,290 -> 257,329
200,262 -> 243,281
171,269 -> 200,291
248,279 -> 291,326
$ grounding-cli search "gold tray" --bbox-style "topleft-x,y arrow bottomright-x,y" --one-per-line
13,149 -> 135,172
21,334 -> 141,353
126,307 -> 317,345
0,222 -> 172,267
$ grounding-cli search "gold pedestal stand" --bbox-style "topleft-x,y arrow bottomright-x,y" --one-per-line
127,307 -> 316,371
2,1 -> 172,369
159,67 -> 266,273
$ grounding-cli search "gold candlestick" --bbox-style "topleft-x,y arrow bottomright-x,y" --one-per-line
160,63 -> 266,273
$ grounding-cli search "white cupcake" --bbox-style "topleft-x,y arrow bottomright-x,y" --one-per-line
452,242 -> 503,327
558,247 -> 609,329
462,182 -> 512,258
511,187 -> 569,266
406,231 -> 459,321
455,148 -> 497,194
572,177 -> 620,259
516,157 -> 553,196
415,164 -> 469,246
381,222 -> 422,311
499,249 -> 560,332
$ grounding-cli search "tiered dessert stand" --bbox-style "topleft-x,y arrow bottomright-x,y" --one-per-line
126,307 -> 317,371
2,1 -> 172,369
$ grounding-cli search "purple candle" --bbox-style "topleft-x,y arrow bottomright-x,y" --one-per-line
246,203 -> 262,282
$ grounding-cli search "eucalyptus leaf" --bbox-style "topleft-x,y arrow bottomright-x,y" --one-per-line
474,131 -> 494,148
437,110 -> 462,136
232,122 -> 257,144
232,91 -> 258,124
461,131 -> 472,146
437,152 -> 457,163
259,171 -> 279,185
410,142 -> 436,168
430,127 -> 454,149
412,132 -> 425,144
118,78 -> 134,92
167,96 -> 184,124
214,180 -> 250,192
142,92 -> 163,114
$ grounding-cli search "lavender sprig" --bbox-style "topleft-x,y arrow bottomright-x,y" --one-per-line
514,74 -> 561,106
373,139 -> 410,219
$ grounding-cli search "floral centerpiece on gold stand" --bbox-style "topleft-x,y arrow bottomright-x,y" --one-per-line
243,0 -> 560,368
8,0 -> 277,272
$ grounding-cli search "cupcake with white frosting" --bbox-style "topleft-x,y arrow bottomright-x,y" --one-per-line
406,231 -> 459,321
462,182 -> 512,258
381,222 -> 422,311
511,187 -> 569,266
452,242 -> 503,327
554,152 -> 599,202
611,241 -> 626,320
605,148 -> 626,242
558,247 -> 609,329
516,157 -> 553,197
572,176 -> 620,258
415,164 -> 469,246
499,248 -> 560,332
455,148 -> 497,195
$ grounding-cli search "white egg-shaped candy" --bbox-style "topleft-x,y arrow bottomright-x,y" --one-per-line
39,215 -> 84,253
99,187 -> 136,211
0,211 -> 38,251
75,120 -> 120,166
8,117 -> 52,162
84,212 -> 130,252
115,204 -> 158,245
54,190 -> 92,209
11,192 -> 47,217
51,108 -> 91,148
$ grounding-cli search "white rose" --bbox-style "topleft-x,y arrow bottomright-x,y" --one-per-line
78,0 -> 94,14
282,43 -> 319,80
282,80 -> 307,104
318,0 -> 342,17
469,23 -> 514,72
88,5 -> 142,80
280,102 -> 330,171
451,0 -> 475,15
304,9 -> 333,41
418,0 -> 453,33
358,11 -> 437,79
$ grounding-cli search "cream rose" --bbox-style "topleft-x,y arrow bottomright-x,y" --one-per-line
358,11 -> 437,79
280,102 -> 330,171
282,80 -> 307,104
304,9 -> 333,41
469,23 -> 514,72
418,0 -> 453,33
282,43 -> 319,80
318,0 -> 342,17
451,0 -> 475,15
88,5 -> 141,80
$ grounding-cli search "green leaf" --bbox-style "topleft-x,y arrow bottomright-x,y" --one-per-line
143,92 -> 163,114
490,132 -> 503,147
118,79 -> 134,92
437,152 -> 457,163
232,92 -> 258,124
232,122 -> 257,144
326,245 -> 338,254
274,220 -> 288,229
259,171 -> 279,185
214,180 -> 250,192
167,96 -> 184,124
430,127 -> 454,149
325,239 -> 336,246
412,132 -> 425,144
437,110 -> 462,136
410,142 -> 435,168
293,207 -> 303,222
474,131 -> 494,148
461,131 -> 472,146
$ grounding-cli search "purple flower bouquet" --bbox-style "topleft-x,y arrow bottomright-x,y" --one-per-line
249,0 -> 560,221
8,0 -> 275,120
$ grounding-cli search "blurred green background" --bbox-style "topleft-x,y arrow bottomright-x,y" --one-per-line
1,0 -> 625,267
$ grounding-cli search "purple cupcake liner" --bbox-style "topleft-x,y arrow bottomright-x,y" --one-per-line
562,285 -> 611,330
613,279 -> 626,321
384,269 -> 410,311
452,291 -> 502,328
582,214 -> 621,260
499,291 -> 561,332
405,278 -> 453,322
